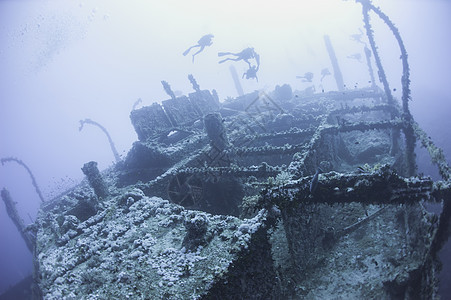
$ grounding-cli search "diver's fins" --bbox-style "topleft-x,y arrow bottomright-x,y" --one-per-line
183,47 -> 193,56
218,52 -> 231,57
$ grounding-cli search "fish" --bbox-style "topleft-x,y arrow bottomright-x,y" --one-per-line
310,168 -> 322,194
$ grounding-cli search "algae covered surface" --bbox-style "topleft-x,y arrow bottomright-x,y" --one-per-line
36,182 -> 274,299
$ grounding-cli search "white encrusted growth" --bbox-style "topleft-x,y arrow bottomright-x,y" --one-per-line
36,193 -> 257,299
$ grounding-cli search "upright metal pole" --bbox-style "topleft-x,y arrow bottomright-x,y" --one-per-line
229,65 -> 244,97
324,35 -> 345,91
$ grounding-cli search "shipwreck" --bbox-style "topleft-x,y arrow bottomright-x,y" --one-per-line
2,1 -> 451,299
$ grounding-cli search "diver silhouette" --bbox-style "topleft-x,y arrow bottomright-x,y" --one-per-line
242,52 -> 260,82
320,68 -> 331,82
183,34 -> 214,63
296,72 -> 314,83
243,65 -> 259,82
218,47 -> 259,68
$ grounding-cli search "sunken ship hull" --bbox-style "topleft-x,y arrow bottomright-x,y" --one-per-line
31,83 -> 448,299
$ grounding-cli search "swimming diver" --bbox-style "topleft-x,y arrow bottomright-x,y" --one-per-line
347,53 -> 363,63
296,72 -> 314,83
242,52 -> 260,81
183,34 -> 214,63
320,68 -> 331,82
350,28 -> 365,44
243,65 -> 259,82
218,47 -> 258,68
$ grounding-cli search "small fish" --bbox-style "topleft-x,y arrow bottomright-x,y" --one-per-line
310,168 -> 322,194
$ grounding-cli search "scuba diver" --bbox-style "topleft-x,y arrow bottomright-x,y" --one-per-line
296,72 -> 314,82
243,65 -> 259,82
218,47 -> 259,68
350,28 -> 365,44
242,52 -> 260,82
347,53 -> 363,63
219,47 -> 260,81
320,68 -> 331,82
183,34 -> 214,63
